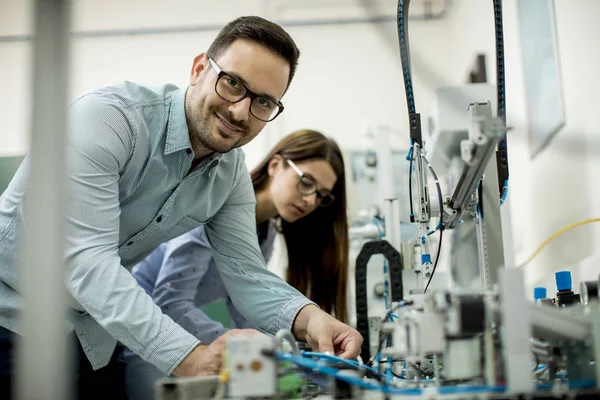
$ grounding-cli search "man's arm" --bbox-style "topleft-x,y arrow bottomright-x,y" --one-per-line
64,94 -> 199,374
205,161 -> 363,358
152,227 -> 230,343
226,295 -> 254,329
204,164 -> 313,335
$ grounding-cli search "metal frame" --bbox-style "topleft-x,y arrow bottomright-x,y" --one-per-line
471,103 -> 506,291
16,1 -> 71,399
447,103 -> 501,225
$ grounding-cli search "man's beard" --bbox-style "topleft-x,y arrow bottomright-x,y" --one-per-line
189,98 -> 248,154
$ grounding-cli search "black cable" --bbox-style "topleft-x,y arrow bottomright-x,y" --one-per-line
494,0 -> 509,197
367,330 -> 390,368
397,0 -> 415,116
494,0 -> 506,125
422,156 -> 444,235
477,179 -> 484,222
398,0 -> 420,223
391,371 -> 405,379
424,228 -> 443,293
407,155 -> 443,294
397,0 -> 423,149
366,308 -> 398,368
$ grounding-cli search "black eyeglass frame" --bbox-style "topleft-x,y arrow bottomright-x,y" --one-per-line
286,158 -> 336,207
208,57 -> 285,122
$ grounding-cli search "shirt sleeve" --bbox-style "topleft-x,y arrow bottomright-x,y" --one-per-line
226,295 -> 254,329
204,163 -> 315,334
64,94 -> 199,375
152,227 -> 230,343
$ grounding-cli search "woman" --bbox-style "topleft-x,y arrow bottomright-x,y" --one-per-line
123,129 -> 349,398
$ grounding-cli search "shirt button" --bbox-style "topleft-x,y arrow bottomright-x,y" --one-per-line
156,215 -> 163,223
186,149 -> 192,155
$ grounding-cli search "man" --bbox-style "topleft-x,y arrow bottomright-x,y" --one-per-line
0,16 -> 362,398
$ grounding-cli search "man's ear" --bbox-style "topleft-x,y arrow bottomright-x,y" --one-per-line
267,155 -> 284,177
190,53 -> 209,86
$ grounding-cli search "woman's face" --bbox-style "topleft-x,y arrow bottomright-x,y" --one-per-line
268,156 -> 338,223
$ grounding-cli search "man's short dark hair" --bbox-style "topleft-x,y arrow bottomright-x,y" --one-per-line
208,16 -> 300,90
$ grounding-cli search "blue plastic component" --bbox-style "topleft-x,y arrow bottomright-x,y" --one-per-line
533,287 -> 547,301
555,271 -> 573,291
421,254 -> 431,264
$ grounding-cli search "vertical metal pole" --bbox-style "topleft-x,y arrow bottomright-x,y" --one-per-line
375,126 -> 394,211
383,198 -> 401,253
499,268 -> 534,394
17,1 -> 71,400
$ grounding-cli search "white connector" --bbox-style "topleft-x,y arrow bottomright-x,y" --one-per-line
227,336 -> 277,398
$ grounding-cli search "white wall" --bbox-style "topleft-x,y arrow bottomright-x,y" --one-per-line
510,0 -> 600,293
1,0 -> 599,295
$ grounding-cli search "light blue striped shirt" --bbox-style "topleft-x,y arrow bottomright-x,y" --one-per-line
0,81 -> 312,374
132,223 -> 276,343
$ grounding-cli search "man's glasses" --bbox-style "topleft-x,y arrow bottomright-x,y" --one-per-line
286,159 -> 335,207
208,57 -> 284,122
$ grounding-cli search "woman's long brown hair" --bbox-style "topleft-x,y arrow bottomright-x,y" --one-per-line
250,129 -> 348,323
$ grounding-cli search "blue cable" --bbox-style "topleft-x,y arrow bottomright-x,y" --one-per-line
300,371 -> 331,388
279,353 -> 413,393
438,385 -> 505,394
426,222 -> 441,236
298,352 -> 481,396
500,179 -> 509,206
301,351 -> 385,379
568,379 -> 596,389
406,143 -> 413,160
385,356 -> 394,381
374,351 -> 383,368
371,217 -> 385,239
536,380 -> 596,390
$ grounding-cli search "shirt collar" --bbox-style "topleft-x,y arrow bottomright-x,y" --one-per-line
164,87 -> 192,155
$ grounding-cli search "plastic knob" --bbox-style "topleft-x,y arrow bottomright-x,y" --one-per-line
555,270 -> 572,292
533,287 -> 547,301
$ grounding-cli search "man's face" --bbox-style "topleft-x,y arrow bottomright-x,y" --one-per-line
185,39 -> 290,156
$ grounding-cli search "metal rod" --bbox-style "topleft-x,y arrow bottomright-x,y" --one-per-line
530,304 -> 591,342
16,1 -> 71,399
383,198 -> 401,253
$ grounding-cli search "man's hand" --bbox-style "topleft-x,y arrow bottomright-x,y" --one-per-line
172,329 -> 262,376
292,305 -> 363,359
